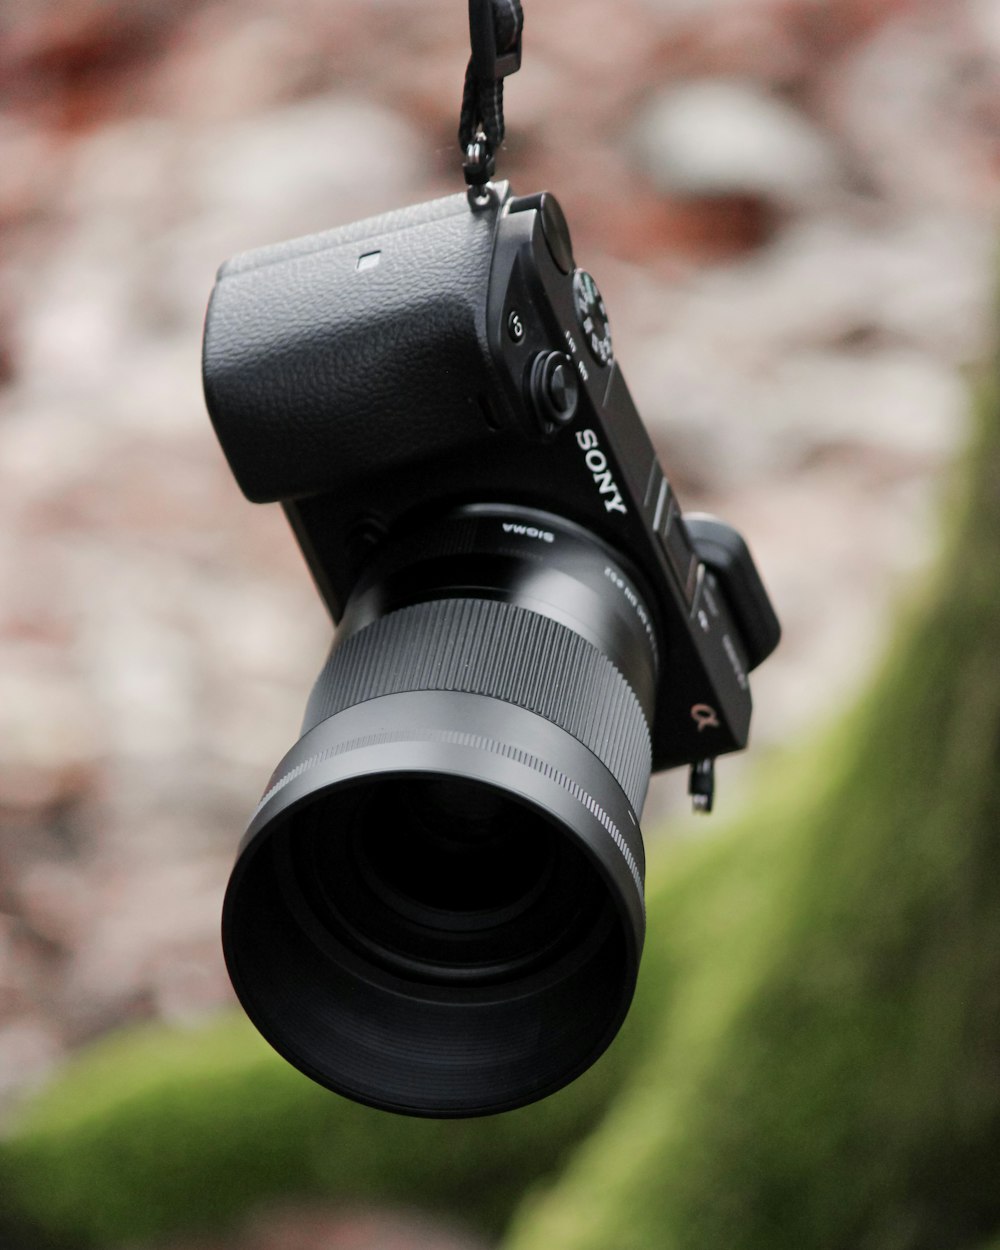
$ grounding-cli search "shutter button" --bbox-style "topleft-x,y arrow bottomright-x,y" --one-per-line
507,192 -> 575,275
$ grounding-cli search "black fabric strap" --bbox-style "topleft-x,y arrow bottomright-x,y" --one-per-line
458,0 -> 523,181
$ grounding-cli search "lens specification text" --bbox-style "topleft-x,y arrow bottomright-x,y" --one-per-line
501,521 -> 555,543
603,565 -> 656,650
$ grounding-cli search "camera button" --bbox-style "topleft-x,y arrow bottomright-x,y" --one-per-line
530,351 -> 579,430
549,362 -> 573,411
509,192 -> 575,275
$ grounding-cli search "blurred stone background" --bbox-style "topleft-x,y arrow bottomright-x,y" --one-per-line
0,0 -> 998,1192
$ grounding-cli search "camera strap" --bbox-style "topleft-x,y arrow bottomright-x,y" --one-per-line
459,0 -> 523,189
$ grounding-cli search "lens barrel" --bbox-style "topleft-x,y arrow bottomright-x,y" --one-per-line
222,506 -> 657,1116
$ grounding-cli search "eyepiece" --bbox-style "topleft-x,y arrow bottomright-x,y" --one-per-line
222,507 -> 656,1116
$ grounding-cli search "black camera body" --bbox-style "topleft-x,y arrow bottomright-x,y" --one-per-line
204,183 -> 777,772
203,183 -> 779,1117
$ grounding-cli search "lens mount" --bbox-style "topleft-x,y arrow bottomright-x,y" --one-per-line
223,507 -> 656,1117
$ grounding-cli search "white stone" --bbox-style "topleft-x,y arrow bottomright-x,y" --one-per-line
633,79 -> 840,204
187,96 -> 429,247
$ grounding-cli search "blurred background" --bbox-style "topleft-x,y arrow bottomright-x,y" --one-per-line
1,0 -> 999,1245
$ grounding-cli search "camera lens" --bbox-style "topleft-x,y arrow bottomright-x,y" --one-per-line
223,506 -> 656,1116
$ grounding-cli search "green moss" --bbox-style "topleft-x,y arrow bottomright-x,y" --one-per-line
0,986 -> 648,1247
504,376 -> 1000,1250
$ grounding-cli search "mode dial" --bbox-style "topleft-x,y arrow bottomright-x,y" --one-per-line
572,270 -> 613,368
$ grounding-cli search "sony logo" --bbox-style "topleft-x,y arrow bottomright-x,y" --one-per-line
575,430 -> 627,515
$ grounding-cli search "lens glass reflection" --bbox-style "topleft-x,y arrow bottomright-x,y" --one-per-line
288,776 -> 610,985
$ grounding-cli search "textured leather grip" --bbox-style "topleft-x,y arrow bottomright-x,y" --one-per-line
303,597 -> 652,814
202,189 -> 510,504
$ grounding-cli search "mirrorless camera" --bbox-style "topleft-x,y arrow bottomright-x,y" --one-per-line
202,182 -> 779,1118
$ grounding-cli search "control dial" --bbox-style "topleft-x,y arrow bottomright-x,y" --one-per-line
529,351 -> 579,433
572,270 -> 613,368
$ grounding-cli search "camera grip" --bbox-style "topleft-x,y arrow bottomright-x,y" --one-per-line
203,191 -> 506,504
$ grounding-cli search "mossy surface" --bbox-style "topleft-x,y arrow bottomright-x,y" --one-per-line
503,375 -> 1000,1250
0,986 -> 649,1247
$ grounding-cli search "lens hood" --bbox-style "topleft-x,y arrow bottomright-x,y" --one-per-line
223,688 -> 645,1117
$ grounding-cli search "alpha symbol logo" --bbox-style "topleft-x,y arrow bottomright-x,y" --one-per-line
691,704 -> 720,731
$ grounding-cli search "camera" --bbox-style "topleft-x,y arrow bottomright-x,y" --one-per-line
202,182 -> 779,1117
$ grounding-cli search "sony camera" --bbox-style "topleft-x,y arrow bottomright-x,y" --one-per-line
202,182 -> 779,1118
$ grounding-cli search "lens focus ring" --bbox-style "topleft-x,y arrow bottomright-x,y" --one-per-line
303,596 -> 652,814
